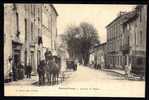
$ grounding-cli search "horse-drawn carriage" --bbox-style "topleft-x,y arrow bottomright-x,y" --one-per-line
37,50 -> 62,85
66,59 -> 77,71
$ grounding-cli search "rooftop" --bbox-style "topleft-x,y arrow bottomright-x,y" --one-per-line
106,8 -> 136,28
122,10 -> 137,24
50,4 -> 58,16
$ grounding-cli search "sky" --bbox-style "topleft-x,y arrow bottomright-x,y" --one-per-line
54,4 -> 136,43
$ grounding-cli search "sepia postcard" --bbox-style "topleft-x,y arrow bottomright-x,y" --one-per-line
4,3 -> 147,97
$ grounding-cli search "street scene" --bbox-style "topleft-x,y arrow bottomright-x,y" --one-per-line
5,65 -> 145,97
4,4 -> 146,97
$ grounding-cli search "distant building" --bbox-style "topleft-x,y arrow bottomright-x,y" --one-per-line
106,5 -> 147,74
89,50 -> 95,65
89,42 -> 107,69
94,43 -> 107,67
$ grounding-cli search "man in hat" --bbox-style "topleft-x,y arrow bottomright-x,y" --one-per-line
45,49 -> 52,62
45,48 -> 49,62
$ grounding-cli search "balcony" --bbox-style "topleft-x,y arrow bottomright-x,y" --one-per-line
120,44 -> 130,52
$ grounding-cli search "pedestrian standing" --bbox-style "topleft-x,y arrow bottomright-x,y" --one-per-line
26,64 -> 32,79
12,62 -> 17,81
8,56 -> 13,81
17,62 -> 22,80
19,62 -> 25,79
125,63 -> 132,79
101,56 -> 104,70
128,63 -> 132,77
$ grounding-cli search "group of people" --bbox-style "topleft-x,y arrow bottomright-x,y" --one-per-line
66,60 -> 78,71
10,49 -> 61,85
12,61 -> 32,81
90,61 -> 104,70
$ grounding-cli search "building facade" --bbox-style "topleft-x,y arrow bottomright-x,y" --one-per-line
122,5 -> 147,74
4,4 -> 26,79
106,11 -> 130,69
106,5 -> 147,74
89,42 -> 107,69
42,4 -> 58,56
94,43 -> 107,69
4,4 -> 58,80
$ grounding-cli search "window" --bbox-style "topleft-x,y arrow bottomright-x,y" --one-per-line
42,12 -> 48,28
30,4 -> 32,14
37,50 -> 41,65
34,5 -> 36,17
140,31 -> 143,45
128,36 -> 129,46
24,50 -> 27,67
31,22 -> 33,41
30,51 -> 35,70
25,19 -> 27,41
31,4 -> 32,14
38,28 -> 40,35
137,58 -> 143,65
16,12 -> 19,33
54,41 -> 56,50
127,23 -> 130,30
38,8 -> 40,21
140,9 -> 142,22
24,4 -> 28,11
24,5 -> 26,11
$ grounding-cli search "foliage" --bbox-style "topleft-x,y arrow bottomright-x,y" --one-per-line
61,22 -> 100,65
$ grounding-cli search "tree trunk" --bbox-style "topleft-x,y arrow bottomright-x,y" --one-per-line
82,52 -> 89,66
84,53 -> 89,66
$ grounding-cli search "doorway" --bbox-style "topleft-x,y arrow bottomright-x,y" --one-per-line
30,51 -> 35,74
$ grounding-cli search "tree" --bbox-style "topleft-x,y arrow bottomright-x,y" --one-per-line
61,22 -> 100,65
79,22 -> 100,65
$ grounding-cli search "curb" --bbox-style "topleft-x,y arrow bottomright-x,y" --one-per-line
103,69 -> 125,76
103,69 -> 145,81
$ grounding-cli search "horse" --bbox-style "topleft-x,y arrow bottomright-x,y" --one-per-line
37,60 -> 46,85
52,56 -> 61,84
46,56 -> 61,85
44,55 -> 53,84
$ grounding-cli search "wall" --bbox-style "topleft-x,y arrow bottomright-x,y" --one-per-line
4,4 -> 13,79
42,4 -> 58,55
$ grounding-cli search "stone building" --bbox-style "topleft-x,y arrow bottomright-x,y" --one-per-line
42,4 -> 58,57
4,4 -> 26,80
106,5 -> 147,73
4,4 -> 58,80
94,42 -> 107,68
23,4 -> 43,74
89,42 -> 107,69
89,50 -> 95,65
106,11 -> 130,69
122,5 -> 147,74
